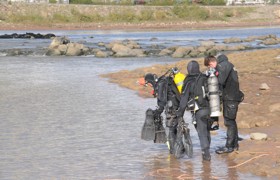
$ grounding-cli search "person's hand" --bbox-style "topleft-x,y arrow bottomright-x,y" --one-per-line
176,109 -> 183,119
153,108 -> 163,119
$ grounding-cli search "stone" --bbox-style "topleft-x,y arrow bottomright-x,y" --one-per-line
269,103 -> 280,112
250,133 -> 268,140
259,83 -> 270,90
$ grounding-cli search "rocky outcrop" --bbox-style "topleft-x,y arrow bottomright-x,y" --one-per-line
46,37 -> 89,56
1,33 -> 280,57
0,32 -> 55,39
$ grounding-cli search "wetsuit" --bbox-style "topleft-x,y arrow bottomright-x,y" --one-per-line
176,61 -> 211,161
216,54 -> 243,152
154,76 -> 181,154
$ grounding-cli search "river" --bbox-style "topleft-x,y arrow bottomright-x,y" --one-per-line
1,27 -> 279,180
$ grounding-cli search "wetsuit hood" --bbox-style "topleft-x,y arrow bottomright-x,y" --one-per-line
217,54 -> 228,64
187,61 -> 200,75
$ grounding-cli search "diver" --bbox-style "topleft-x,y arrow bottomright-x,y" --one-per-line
176,61 -> 212,161
204,54 -> 244,154
142,67 -> 187,154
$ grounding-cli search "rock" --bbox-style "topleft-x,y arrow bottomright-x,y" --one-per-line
126,40 -> 140,49
250,133 -> 268,140
172,46 -> 192,58
223,37 -> 243,43
269,103 -> 280,112
159,48 -> 173,56
205,48 -> 217,56
46,48 -> 62,56
95,50 -> 108,58
105,40 -> 123,50
97,42 -> 105,46
197,46 -> 207,53
188,50 -> 199,58
213,44 -> 227,51
65,43 -> 86,56
0,32 -> 55,39
47,37 -> 90,56
226,44 -> 247,51
259,83 -> 270,90
262,38 -> 279,45
200,41 -> 215,48
49,36 -> 70,48
112,44 -> 145,57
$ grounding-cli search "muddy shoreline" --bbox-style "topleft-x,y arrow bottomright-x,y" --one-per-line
1,21 -> 280,32
101,48 -> 280,178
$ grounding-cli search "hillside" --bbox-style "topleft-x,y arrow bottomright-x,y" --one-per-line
0,3 -> 279,30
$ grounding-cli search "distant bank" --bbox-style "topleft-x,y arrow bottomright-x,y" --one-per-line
0,3 -> 279,31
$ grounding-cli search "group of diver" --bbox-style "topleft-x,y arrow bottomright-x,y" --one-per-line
141,54 -> 244,161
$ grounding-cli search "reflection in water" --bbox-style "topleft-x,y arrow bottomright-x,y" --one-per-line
144,152 -> 251,180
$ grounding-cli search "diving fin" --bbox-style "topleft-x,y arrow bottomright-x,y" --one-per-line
173,132 -> 185,159
182,123 -> 193,158
141,108 -> 156,141
174,118 -> 193,159
154,115 -> 167,144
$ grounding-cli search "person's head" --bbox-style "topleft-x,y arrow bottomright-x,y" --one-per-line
204,55 -> 217,68
144,73 -> 158,87
187,60 -> 200,75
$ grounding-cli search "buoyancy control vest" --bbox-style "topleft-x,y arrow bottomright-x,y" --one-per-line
173,72 -> 186,94
157,76 -> 181,110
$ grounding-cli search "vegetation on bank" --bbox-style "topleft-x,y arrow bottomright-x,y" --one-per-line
0,3 -> 255,25
69,0 -> 226,6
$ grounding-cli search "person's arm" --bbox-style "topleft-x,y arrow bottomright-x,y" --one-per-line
155,79 -> 167,116
176,84 -> 191,118
216,62 -> 232,86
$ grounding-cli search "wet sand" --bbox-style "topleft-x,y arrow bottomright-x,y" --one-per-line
102,48 -> 280,178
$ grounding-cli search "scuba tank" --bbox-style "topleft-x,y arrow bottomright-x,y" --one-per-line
172,67 -> 185,94
207,68 -> 221,117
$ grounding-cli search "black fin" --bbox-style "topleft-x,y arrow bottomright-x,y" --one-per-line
141,108 -> 156,141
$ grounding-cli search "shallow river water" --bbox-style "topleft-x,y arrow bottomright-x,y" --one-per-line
1,27 -> 279,180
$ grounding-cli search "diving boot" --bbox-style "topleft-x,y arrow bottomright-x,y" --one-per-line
215,145 -> 238,154
202,149 -> 211,161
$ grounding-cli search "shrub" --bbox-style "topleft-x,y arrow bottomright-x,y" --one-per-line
70,0 -> 93,4
201,0 -> 226,5
139,10 -> 154,21
173,4 -> 209,21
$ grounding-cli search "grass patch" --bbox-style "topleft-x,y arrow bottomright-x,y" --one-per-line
173,4 -> 209,21
0,4 -> 260,25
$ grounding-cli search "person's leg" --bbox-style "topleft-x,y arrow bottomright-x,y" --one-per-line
166,115 -> 178,154
195,108 -> 211,161
216,101 -> 239,154
224,117 -> 239,149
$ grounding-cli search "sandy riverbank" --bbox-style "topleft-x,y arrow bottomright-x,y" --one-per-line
102,48 -> 280,178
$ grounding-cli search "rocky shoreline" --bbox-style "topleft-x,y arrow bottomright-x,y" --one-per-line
1,32 -> 280,58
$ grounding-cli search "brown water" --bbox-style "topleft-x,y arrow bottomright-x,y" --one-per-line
0,56 -> 265,180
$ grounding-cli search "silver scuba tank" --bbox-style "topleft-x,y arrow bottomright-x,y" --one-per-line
207,69 -> 221,117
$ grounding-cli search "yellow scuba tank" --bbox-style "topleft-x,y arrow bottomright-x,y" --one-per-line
174,72 -> 185,94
